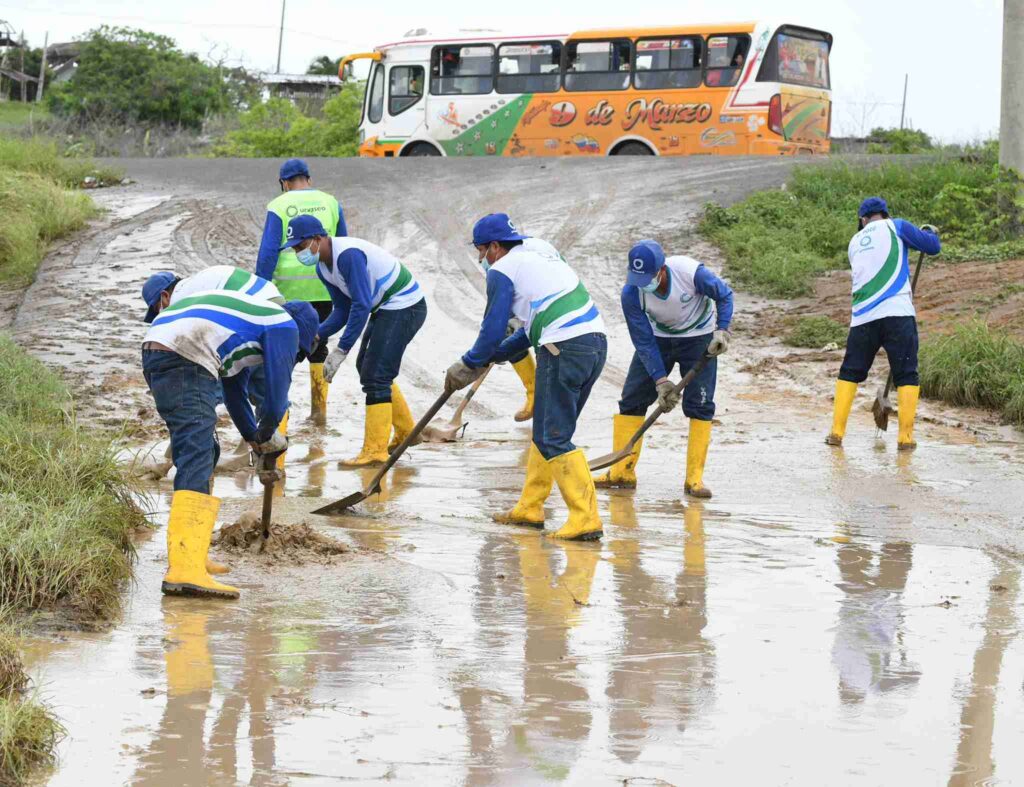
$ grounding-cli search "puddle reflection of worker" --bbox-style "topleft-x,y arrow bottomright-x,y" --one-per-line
831,540 -> 920,704
605,502 -> 715,762
513,535 -> 599,772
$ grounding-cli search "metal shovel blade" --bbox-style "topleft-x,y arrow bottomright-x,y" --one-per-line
311,487 -> 375,516
872,386 -> 895,431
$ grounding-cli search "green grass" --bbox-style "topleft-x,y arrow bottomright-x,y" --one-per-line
920,321 -> 1024,426
783,315 -> 848,349
701,157 -> 1024,298
0,335 -> 144,618
0,102 -> 50,131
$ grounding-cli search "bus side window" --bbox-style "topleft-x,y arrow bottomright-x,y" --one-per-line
389,65 -> 425,115
633,37 -> 703,90
705,35 -> 750,88
496,41 -> 562,94
430,45 -> 495,95
564,40 -> 632,92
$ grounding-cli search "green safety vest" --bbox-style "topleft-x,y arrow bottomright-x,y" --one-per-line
268,189 -> 340,302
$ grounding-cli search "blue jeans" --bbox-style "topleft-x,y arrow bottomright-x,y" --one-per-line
355,299 -> 428,405
840,316 -> 919,387
143,350 -> 221,494
533,332 -> 608,460
619,333 -> 717,420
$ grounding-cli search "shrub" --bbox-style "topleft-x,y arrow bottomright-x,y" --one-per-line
866,127 -> 933,154
784,316 -> 848,349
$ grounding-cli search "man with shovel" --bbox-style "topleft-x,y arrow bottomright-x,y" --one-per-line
825,197 -> 940,450
591,240 -> 733,498
142,291 -> 319,599
446,213 -> 607,541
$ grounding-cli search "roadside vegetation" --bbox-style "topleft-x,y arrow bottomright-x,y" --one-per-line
701,147 -> 1024,298
920,322 -> 1024,427
783,315 -> 848,349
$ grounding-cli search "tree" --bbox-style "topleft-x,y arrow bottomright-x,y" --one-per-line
306,55 -> 341,76
45,26 -> 248,128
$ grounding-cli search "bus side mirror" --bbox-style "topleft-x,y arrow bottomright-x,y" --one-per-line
341,62 -> 353,80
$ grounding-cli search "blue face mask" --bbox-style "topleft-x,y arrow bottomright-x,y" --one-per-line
296,241 -> 319,267
640,277 -> 660,293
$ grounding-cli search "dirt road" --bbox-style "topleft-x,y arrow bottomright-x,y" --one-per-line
15,157 -> 1024,785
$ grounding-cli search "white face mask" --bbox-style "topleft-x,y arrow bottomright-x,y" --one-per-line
296,240 -> 319,267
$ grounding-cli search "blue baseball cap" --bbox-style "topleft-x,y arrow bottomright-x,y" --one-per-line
279,158 -> 310,180
626,240 -> 666,288
282,301 -> 319,355
471,213 -> 529,246
279,214 -> 328,251
858,196 -> 889,218
142,271 -> 180,323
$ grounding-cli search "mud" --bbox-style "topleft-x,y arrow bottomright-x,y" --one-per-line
10,157 -> 1024,785
213,511 -> 349,563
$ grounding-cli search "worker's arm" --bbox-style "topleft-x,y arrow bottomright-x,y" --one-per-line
462,269 -> 515,368
255,212 -> 284,281
335,202 -> 348,237
315,266 -> 352,341
894,218 -> 941,256
622,285 -> 667,381
694,265 -> 734,331
335,248 -> 373,354
252,325 -> 299,444
492,327 -> 530,364
221,369 -> 259,442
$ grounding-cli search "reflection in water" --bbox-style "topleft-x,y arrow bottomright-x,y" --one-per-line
831,540 -> 920,704
606,499 -> 715,764
948,562 -> 1021,787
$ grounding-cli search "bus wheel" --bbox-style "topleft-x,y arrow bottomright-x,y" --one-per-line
403,143 -> 441,157
612,142 -> 654,156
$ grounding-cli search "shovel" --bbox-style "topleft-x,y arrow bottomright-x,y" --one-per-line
420,364 -> 493,443
313,387 -> 455,516
872,249 -> 927,431
255,449 -> 285,552
588,354 -> 711,472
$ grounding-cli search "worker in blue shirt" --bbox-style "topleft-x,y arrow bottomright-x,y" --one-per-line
255,158 -> 348,425
593,240 -> 733,498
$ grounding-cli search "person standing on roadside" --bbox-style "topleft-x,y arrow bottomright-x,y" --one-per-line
826,197 -> 940,450
592,240 -> 733,499
446,213 -> 607,542
256,158 -> 348,425
142,291 -> 319,600
280,215 -> 427,467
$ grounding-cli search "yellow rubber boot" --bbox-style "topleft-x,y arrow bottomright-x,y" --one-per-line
205,556 -> 230,575
275,411 -> 290,471
493,443 -> 553,527
309,364 -> 329,424
825,380 -> 858,446
593,414 -> 645,489
684,419 -> 713,499
896,385 -> 920,451
388,384 -> 420,452
341,403 -> 392,466
162,490 -> 240,599
548,449 -> 603,541
512,354 -> 536,422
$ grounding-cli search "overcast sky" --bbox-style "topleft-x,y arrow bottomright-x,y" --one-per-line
2,0 -> 1005,141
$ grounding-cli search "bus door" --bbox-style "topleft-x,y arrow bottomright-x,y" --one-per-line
382,63 -> 427,143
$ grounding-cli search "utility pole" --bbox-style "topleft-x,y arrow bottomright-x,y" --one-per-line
1001,0 -> 1024,174
35,31 -> 47,102
899,74 -> 908,130
275,0 -> 286,74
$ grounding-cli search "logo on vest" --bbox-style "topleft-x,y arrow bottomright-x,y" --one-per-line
286,205 -> 299,218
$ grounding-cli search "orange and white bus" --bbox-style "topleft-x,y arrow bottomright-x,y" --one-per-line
342,22 -> 832,158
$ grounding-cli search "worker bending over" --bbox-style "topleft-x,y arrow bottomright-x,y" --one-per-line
446,214 -> 607,541
280,215 -> 427,465
142,290 -> 319,599
594,240 -> 733,498
826,197 -> 940,450
256,158 -> 348,424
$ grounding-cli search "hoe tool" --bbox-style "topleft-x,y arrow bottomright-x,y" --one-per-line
314,388 -> 455,516
256,448 -> 285,551
421,364 -> 493,442
873,249 -> 927,431
588,354 -> 711,472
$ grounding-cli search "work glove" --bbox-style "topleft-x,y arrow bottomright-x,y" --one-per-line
655,378 -> 681,413
323,347 -> 348,383
254,431 -> 288,456
707,329 -> 731,356
921,223 -> 939,234
445,360 -> 482,393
